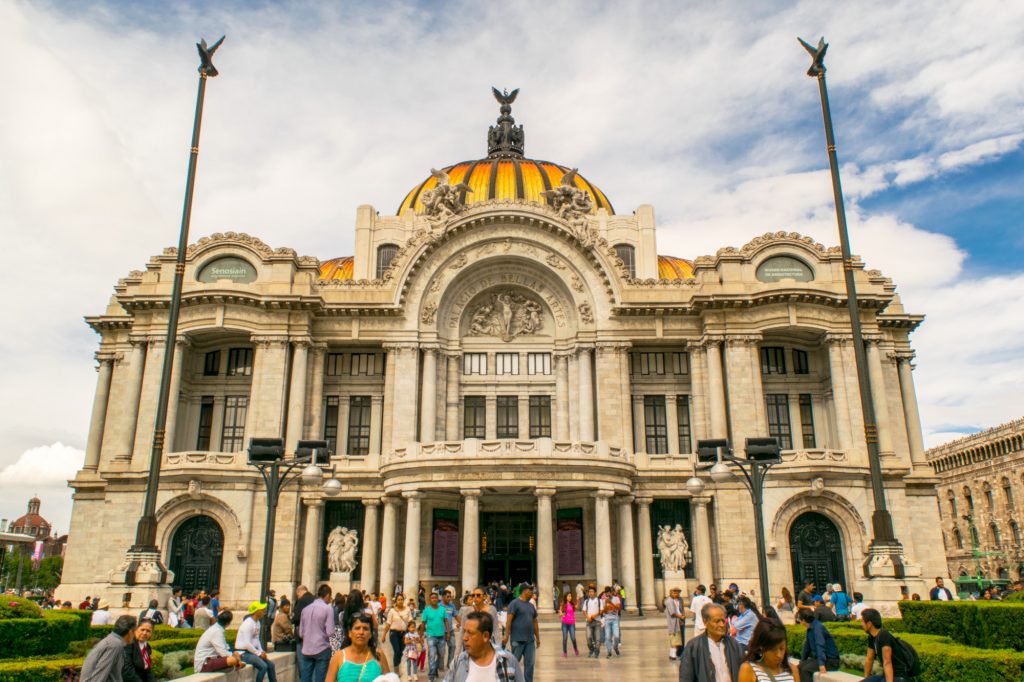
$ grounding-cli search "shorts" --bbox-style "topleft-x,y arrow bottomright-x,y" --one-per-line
200,656 -> 231,672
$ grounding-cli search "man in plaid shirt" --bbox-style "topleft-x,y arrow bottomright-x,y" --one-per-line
444,612 -> 523,682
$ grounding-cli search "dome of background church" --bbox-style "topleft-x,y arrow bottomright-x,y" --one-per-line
397,159 -> 614,216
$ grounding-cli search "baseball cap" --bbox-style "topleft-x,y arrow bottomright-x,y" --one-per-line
248,600 -> 268,614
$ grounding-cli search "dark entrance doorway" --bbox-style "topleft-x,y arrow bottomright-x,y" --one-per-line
789,511 -> 845,594
480,511 -> 535,585
169,515 -> 224,593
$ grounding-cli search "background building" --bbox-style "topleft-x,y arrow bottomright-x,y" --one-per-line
56,94 -> 944,611
927,417 -> 1024,582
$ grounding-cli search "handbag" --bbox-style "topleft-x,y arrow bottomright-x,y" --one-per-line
669,631 -> 682,647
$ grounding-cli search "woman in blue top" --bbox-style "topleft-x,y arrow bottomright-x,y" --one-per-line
326,614 -> 391,682
732,596 -> 761,647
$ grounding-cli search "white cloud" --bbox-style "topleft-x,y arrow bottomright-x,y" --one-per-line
0,443 -> 84,536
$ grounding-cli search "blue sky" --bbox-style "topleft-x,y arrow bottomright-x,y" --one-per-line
1,0 -> 1022,532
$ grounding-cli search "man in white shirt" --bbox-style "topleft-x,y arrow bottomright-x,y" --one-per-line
850,592 -> 869,620
194,611 -> 244,673
90,599 -> 114,625
689,585 -> 712,637
236,601 -> 278,682
444,611 -> 524,682
581,586 -> 603,658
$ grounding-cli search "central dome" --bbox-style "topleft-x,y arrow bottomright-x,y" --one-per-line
397,158 -> 614,216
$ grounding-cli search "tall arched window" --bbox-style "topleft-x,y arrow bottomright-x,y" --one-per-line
947,490 -> 958,517
613,244 -> 636,278
376,243 -> 399,279
983,482 -> 995,510
964,487 -> 974,512
1010,521 -> 1021,547
1002,477 -> 1014,507
953,527 -> 963,549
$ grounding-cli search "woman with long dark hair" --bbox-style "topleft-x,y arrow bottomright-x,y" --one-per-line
332,589 -> 380,651
325,614 -> 393,682
738,619 -> 798,682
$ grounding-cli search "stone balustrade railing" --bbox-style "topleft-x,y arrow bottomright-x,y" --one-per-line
386,438 -> 624,464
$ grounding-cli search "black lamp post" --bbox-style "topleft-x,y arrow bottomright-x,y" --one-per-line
247,437 -> 340,644
694,437 -> 782,611
798,36 -> 905,578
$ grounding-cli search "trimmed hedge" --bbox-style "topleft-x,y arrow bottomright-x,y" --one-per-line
0,613 -> 80,659
0,597 -> 41,620
44,610 -> 91,641
787,622 -> 1024,682
89,624 -> 206,640
0,651 -> 163,682
149,636 -> 201,654
898,599 -> 1024,651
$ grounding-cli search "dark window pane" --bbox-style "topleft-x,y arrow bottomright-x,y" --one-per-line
376,244 -> 398,279
220,396 -> 248,451
793,349 -> 810,375
226,348 -> 253,376
760,347 -> 786,375
323,396 -> 339,453
644,395 -> 668,454
799,393 -> 816,449
496,396 -> 518,439
326,353 -> 344,376
614,244 -> 636,278
529,396 -> 552,438
464,396 -> 485,439
676,395 -> 692,453
765,394 -> 792,450
203,351 -> 220,376
196,397 -> 214,450
347,396 -> 371,456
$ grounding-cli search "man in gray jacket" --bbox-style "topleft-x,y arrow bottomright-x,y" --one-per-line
445,611 -> 523,682
678,604 -> 743,682
80,615 -> 137,682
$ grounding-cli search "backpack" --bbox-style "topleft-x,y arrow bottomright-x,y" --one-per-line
894,636 -> 922,678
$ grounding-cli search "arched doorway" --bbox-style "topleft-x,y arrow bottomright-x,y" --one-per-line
169,515 -> 224,593
789,511 -> 846,593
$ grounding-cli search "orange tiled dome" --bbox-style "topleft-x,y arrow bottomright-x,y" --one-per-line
658,255 -> 695,280
319,256 -> 353,281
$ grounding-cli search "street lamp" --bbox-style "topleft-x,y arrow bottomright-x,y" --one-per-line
247,437 -> 340,642
694,437 -> 782,611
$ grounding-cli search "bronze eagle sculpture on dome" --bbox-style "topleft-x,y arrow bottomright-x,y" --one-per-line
197,36 -> 225,77
798,36 -> 827,77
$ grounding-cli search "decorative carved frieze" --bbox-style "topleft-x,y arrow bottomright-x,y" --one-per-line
467,290 -> 543,342
421,301 -> 438,324
577,302 -> 594,324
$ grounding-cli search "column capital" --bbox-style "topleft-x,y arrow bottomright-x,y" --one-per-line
382,495 -> 402,507
596,341 -> 632,353
574,343 -> 596,353
383,342 -> 419,353
310,342 -> 329,355
593,489 -> 615,500
291,336 -> 314,349
253,335 -> 291,348
724,333 -> 762,346
95,351 -> 121,364
825,332 -> 853,346
535,487 -> 556,499
615,494 -> 635,506
174,335 -> 193,348
371,394 -> 384,405
303,498 -> 325,508
698,334 -> 726,348
401,490 -> 422,500
362,498 -> 382,507
461,488 -> 482,499
634,495 -> 653,506
443,350 -> 463,360
128,335 -> 149,349
691,496 -> 712,507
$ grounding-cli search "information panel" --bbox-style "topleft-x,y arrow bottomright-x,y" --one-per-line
556,508 -> 584,575
432,509 -> 460,577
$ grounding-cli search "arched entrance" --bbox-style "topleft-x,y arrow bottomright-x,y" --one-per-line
789,511 -> 846,593
169,515 -> 224,593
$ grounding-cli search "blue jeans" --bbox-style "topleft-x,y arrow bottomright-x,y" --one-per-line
603,618 -> 620,654
298,647 -> 330,682
561,622 -> 578,653
862,677 -> 909,682
427,635 -> 445,680
510,639 -> 536,682
240,652 -> 277,682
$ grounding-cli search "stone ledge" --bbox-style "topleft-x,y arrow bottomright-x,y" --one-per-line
814,672 -> 860,682
176,651 -> 296,682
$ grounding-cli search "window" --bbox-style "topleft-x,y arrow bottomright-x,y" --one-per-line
496,396 -> 519,438
529,396 -> 552,438
671,352 -> 689,375
948,491 -> 958,517
954,527 -> 963,550
765,394 -> 792,450
226,348 -> 253,376
990,523 -> 1002,548
1011,521 -> 1021,546
464,397 -> 485,438
760,347 -> 786,375
1003,478 -> 1014,507
614,243 -> 636,278
527,353 -> 551,375
965,488 -> 974,512
495,353 -> 519,375
632,352 -> 665,375
376,243 -> 398,279
793,349 -> 810,375
326,353 -> 345,376
350,353 -> 376,376
347,396 -> 371,456
985,487 -> 995,510
677,395 -> 692,454
643,395 -> 668,454
464,353 -> 487,375
220,396 -> 248,451
196,396 -> 214,450
323,397 -> 339,453
799,394 -> 816,449
203,351 -> 221,376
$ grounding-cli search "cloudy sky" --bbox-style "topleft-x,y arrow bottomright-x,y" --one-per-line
2,0 -> 1022,533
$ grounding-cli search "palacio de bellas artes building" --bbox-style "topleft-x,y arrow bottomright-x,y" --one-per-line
56,88 -> 946,614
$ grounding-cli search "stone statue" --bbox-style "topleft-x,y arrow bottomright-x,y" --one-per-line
466,290 -> 543,342
420,168 -> 471,226
326,526 -> 359,574
541,169 -> 596,246
657,523 -> 689,572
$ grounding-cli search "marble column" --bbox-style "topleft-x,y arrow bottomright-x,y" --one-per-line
163,337 -> 188,453
369,396 -> 384,456
594,490 -> 614,589
361,499 -> 380,594
692,497 -> 714,588
301,499 -> 324,589
445,353 -> 461,441
536,488 -> 555,613
615,496 -> 638,612
704,340 -> 727,439
285,340 -> 310,454
306,344 -> 327,439
115,338 -> 147,460
402,491 -> 422,596
826,337 -> 855,453
391,344 -> 420,450
578,348 -> 595,441
666,394 -> 680,455
84,355 -> 115,469
420,347 -> 438,443
461,489 -> 481,593
865,340 -> 895,455
896,355 -> 927,466
635,497 -> 657,611
555,354 -> 569,440
379,497 -> 399,599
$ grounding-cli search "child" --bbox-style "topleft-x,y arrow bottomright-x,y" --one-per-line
403,620 -> 421,681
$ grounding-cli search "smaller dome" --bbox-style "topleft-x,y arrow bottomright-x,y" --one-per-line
658,256 -> 695,280
320,256 -> 353,281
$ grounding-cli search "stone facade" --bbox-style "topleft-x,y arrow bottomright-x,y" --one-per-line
927,417 -> 1024,581
56,106 -> 946,614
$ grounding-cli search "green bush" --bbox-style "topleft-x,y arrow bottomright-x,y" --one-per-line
90,623 -> 206,640
161,650 -> 194,679
0,613 -> 80,659
150,636 -> 200,654
898,600 -> 1024,651
786,623 -> 1024,682
44,610 -> 91,640
0,597 -> 41,620
0,650 -> 163,682
1002,590 -> 1024,603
